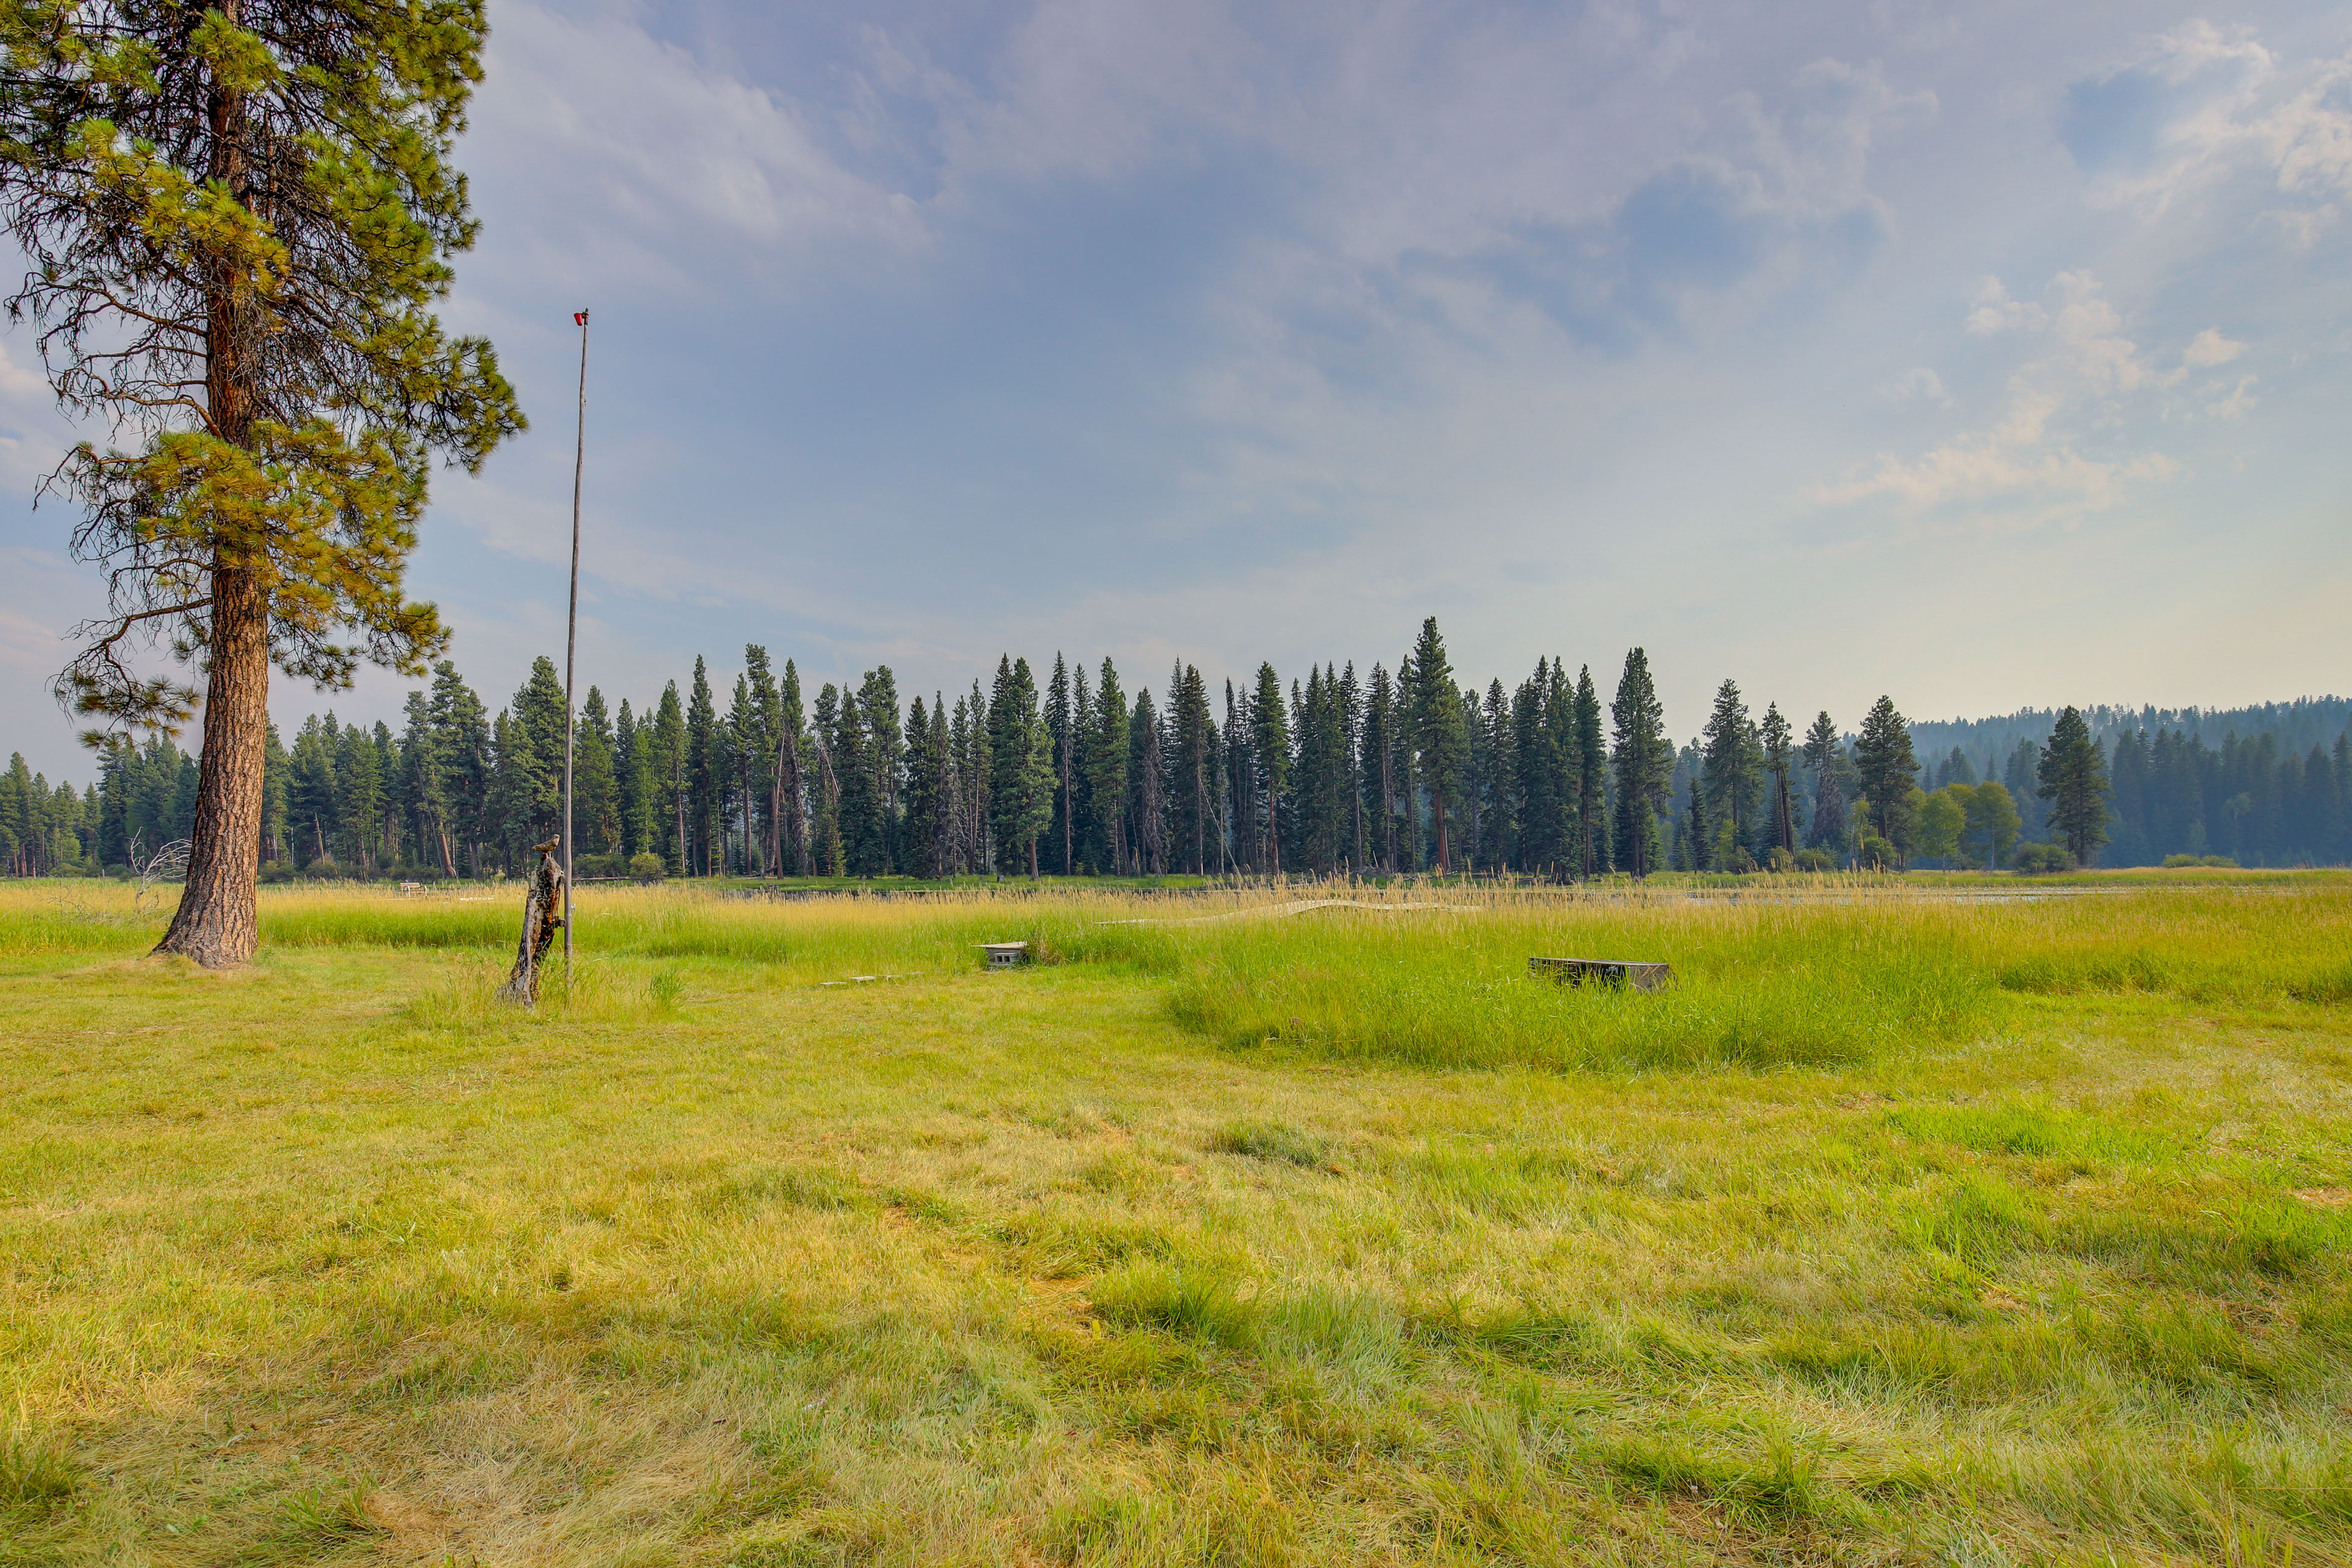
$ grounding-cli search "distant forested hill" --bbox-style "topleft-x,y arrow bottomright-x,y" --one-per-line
1908,698 -> 2351,788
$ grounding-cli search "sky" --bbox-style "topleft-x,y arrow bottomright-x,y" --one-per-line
2,0 -> 2348,776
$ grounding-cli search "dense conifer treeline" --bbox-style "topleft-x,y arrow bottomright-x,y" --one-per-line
7,619 -> 2350,876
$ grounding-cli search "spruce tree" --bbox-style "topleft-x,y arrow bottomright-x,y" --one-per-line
334,723 -> 381,874
2002,739 -> 2045,841
988,657 -> 1053,876
508,656 -> 567,856
809,684 -> 843,877
858,666 -> 902,869
1510,664 -> 1551,873
777,661 -> 809,875
257,721 -> 288,866
1802,710 -> 1845,850
1224,680 -> 1254,870
576,687 -> 618,856
963,679 -> 992,872
686,658 -> 718,876
1292,666 -> 1351,873
1128,687 -> 1165,874
1087,660 -> 1129,874
740,647 -> 779,871
2037,706 -> 2111,865
835,685 -> 884,876
1360,664 -> 1397,871
986,657 -> 1018,870
1478,678 -> 1514,872
1339,662 -> 1365,869
946,695 -> 974,873
421,662 -> 484,873
1405,619 -> 1468,872
928,696 -> 960,878
1760,703 -> 1795,858
1068,662 -> 1091,873
1854,696 -> 1920,854
92,739 -> 131,870
1681,745 -> 1711,872
1249,663 -> 1289,873
372,721 -> 399,866
614,699 -> 643,860
1539,660 -> 1581,877
900,695 -> 935,878
650,682 -> 687,875
1609,649 -> 1670,878
1574,666 -> 1607,876
726,675 -> 758,874
1047,654 -> 1074,874
284,715 -> 333,867
1701,680 -> 1763,859
398,690 -> 445,873
2,0 -> 524,959
0,756 -> 28,874
1163,664 -> 1215,875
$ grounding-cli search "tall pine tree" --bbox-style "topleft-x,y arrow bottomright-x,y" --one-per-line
1405,619 -> 1468,872
2037,706 -> 2111,865
1610,649 -> 1669,877
1854,696 -> 1919,855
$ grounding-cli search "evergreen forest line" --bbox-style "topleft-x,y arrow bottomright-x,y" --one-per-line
7,617 -> 2350,880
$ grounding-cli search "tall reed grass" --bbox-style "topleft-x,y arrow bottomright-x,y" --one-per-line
6,876 -> 2345,1074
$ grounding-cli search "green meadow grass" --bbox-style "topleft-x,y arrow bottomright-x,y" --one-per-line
1,875 -> 2349,1566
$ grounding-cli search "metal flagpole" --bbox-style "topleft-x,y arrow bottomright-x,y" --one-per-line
564,308 -> 589,968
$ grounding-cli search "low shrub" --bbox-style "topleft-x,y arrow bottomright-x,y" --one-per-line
2012,842 -> 2075,874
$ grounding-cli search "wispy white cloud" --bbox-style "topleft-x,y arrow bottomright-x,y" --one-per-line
2205,375 -> 2259,418
2067,20 -> 2352,228
2183,327 -> 2242,367
1965,277 -> 2047,337
1882,367 -> 1949,404
1811,271 -> 2188,516
467,1 -> 927,296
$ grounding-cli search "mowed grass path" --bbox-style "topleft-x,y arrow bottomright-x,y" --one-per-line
2,879 -> 2351,1567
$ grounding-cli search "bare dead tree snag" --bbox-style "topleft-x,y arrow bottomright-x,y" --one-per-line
498,837 -> 566,1005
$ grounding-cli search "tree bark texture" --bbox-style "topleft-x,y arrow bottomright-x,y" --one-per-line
154,47 -> 265,966
153,564 -> 269,965
498,837 -> 565,1005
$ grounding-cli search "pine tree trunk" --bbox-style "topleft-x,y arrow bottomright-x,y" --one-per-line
154,563 -> 267,966
740,753 -> 756,875
154,58 -> 265,966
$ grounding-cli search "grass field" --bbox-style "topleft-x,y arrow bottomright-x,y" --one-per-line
3,874 -> 2350,1566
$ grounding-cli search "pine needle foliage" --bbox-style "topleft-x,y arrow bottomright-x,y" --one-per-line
0,0 -> 522,963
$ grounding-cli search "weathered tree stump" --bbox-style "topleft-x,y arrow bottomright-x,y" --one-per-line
497,837 -> 566,1005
